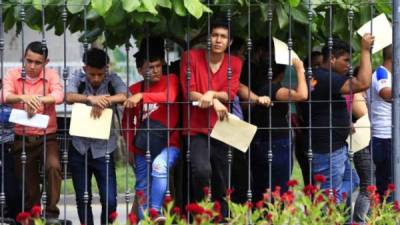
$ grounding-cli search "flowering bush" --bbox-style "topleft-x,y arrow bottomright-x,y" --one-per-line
16,175 -> 400,225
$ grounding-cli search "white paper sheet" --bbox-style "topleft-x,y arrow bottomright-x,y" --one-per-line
211,113 -> 257,152
346,114 -> 371,153
8,109 -> 49,129
273,37 -> 299,65
357,13 -> 392,54
69,103 -> 113,140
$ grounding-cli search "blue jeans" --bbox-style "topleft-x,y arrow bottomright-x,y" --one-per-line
372,137 -> 392,200
135,147 -> 180,219
251,137 -> 292,202
69,147 -> 117,225
312,145 -> 359,203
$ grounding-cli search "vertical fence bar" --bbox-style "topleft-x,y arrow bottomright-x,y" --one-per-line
124,42 -> 131,222
392,0 -> 400,202
82,1 -> 89,224
306,0 -> 313,185
40,0 -> 48,218
206,0 -> 212,201
226,6 -> 232,219
267,0 -> 273,194
246,1 -> 253,223
287,0 -> 293,186
61,1 -> 69,225
185,14 -> 191,222
0,0 -> 4,223
328,0 -> 334,196
19,0 -> 27,213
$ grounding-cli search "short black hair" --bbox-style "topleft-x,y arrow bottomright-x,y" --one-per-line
82,48 -> 110,69
134,37 -> 165,69
383,45 -> 392,61
211,17 -> 231,36
25,41 -> 48,59
321,38 -> 353,62
304,51 -> 323,68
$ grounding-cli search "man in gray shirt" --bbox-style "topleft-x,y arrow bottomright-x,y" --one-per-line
66,48 -> 127,225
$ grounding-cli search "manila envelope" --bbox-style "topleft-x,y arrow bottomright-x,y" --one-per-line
69,103 -> 113,140
346,114 -> 371,153
273,37 -> 299,65
357,13 -> 392,54
211,113 -> 257,152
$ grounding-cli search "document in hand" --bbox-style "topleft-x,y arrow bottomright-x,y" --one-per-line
8,109 -> 49,129
273,37 -> 300,65
210,113 -> 257,152
357,13 -> 392,54
346,114 -> 371,153
69,103 -> 113,140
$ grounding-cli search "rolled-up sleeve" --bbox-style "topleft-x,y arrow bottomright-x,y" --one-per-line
48,70 -> 64,104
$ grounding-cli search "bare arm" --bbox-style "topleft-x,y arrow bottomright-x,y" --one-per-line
340,34 -> 374,94
276,58 -> 308,102
352,92 -> 368,119
379,87 -> 392,102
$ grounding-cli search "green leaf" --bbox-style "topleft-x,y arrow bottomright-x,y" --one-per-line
157,0 -> 171,9
183,0 -> 203,19
104,0 -> 126,27
276,4 -> 288,29
67,0 -> 85,14
141,0 -> 158,15
91,0 -> 112,16
172,0 -> 186,16
289,0 -> 301,7
121,0 -> 140,12
32,0 -> 43,10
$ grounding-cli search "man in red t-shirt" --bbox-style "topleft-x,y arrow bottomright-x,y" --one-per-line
122,37 -> 180,223
180,19 -> 242,215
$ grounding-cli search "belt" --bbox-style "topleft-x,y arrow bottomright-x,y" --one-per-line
15,133 -> 56,142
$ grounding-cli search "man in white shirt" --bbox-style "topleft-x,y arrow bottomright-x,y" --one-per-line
369,45 -> 392,198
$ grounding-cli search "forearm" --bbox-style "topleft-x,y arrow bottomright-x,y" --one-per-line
107,93 -> 127,104
5,94 -> 24,104
65,93 -> 88,104
356,49 -> 372,88
213,91 -> 229,102
189,91 -> 203,101
39,95 -> 56,104
238,84 -> 258,103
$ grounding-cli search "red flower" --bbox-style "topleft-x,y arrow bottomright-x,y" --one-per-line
164,195 -> 173,205
186,203 -> 205,214
313,174 -> 327,184
281,191 -> 294,204
388,183 -> 395,192
149,208 -> 159,219
341,192 -> 347,201
204,210 -> 213,218
303,184 -> 317,196
367,185 -> 377,194
213,201 -> 221,212
173,207 -> 181,215
272,186 -> 281,200
350,223 -> 359,225
226,188 -> 234,199
31,205 -> 41,218
246,201 -> 253,209
109,211 -> 118,222
256,200 -> 264,209
394,200 -> 400,212
136,190 -> 146,205
315,194 -> 324,204
127,213 -> 137,225
16,212 -> 31,225
287,179 -> 298,187
266,213 -> 273,221
203,186 -> 209,196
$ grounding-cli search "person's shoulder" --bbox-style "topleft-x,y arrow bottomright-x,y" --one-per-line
229,54 -> 243,64
129,80 -> 143,92
5,67 -> 21,79
374,66 -> 390,80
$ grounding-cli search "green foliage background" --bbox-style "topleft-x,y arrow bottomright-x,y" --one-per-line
2,0 -> 392,57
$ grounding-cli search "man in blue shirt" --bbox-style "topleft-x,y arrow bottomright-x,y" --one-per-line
66,48 -> 127,225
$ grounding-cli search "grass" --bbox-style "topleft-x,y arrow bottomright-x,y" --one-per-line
60,162 -> 135,195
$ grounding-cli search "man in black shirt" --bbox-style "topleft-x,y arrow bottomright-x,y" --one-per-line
300,34 -> 374,202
